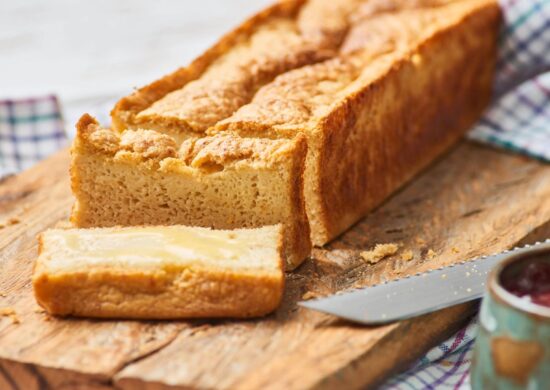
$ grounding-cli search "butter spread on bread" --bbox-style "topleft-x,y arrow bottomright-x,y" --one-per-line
33,225 -> 284,319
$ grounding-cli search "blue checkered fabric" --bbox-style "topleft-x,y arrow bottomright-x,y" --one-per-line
494,0 -> 550,95
469,0 -> 550,162
0,95 -> 66,178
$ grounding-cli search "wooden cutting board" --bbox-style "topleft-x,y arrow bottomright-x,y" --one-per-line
0,141 -> 549,390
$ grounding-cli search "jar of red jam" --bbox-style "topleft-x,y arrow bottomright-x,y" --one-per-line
471,244 -> 550,389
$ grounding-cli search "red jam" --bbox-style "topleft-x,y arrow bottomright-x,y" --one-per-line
500,255 -> 550,308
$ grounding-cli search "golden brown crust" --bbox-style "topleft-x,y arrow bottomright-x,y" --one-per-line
135,18 -> 330,134
284,132 -> 311,267
75,114 -> 120,154
179,135 -> 295,169
215,55 -> 369,132
216,1 -> 495,133
296,0 -> 363,47
33,269 -> 284,319
314,0 -> 501,243
75,115 -> 303,169
111,0 -> 306,133
110,0 -> 368,136
119,130 -> 178,160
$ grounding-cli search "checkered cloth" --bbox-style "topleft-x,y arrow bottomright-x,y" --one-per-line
0,0 -> 548,389
469,0 -> 550,162
0,95 -> 66,178
382,316 -> 478,389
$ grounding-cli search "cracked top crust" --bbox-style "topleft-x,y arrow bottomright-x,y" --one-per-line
119,130 -> 178,160
135,18 -> 332,133
215,56 -> 366,130
179,135 -> 293,168
112,0 -> 364,134
112,0 -> 490,140
215,0 -> 493,134
75,114 -> 303,170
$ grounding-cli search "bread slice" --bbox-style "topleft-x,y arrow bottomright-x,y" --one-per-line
33,225 -> 284,319
106,0 -> 500,247
70,115 -> 310,269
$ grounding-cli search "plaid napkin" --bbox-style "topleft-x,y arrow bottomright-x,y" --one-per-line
468,0 -> 550,162
382,316 -> 478,389
0,0 -> 548,389
0,95 -> 66,178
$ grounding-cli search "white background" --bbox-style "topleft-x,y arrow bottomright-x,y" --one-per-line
0,0 -> 271,130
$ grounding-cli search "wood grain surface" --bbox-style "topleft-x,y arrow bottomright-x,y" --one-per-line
0,142 -> 549,389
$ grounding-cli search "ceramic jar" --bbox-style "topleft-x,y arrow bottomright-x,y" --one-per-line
471,246 -> 550,389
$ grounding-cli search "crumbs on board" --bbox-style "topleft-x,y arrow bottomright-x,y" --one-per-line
360,243 -> 399,264
302,291 -> 319,300
0,307 -> 20,324
0,217 -> 20,229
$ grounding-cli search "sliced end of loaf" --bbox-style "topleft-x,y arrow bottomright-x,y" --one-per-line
71,115 -> 311,269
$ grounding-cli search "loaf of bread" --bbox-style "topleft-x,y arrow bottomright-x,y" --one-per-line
211,0 -> 501,245
72,0 -> 500,260
33,225 -> 285,319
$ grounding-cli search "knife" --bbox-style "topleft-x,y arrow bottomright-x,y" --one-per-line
299,239 -> 550,325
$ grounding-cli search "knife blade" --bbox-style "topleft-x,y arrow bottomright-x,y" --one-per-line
299,239 -> 550,325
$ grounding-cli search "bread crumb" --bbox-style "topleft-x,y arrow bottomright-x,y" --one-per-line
427,249 -> 437,259
0,307 -> 15,315
451,247 -> 460,254
35,309 -> 52,321
54,220 -> 73,229
401,250 -> 414,261
360,243 -> 399,264
0,217 -> 20,229
0,307 -> 20,324
415,237 -> 426,245
302,291 -> 318,300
